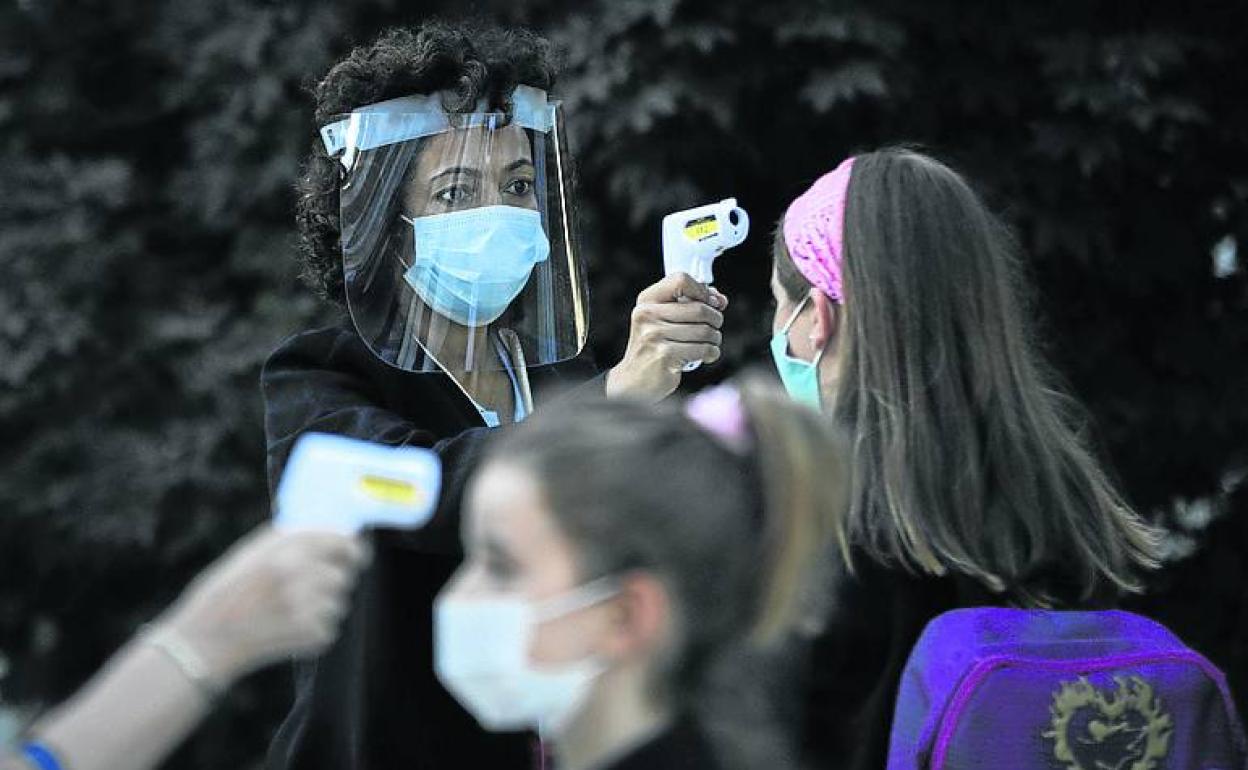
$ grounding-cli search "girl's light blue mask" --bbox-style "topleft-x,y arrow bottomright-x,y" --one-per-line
402,205 -> 551,327
770,295 -> 827,410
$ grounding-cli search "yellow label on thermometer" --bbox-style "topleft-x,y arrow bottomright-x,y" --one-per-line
357,474 -> 424,506
683,215 -> 720,241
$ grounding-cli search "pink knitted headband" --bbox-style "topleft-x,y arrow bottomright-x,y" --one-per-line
782,156 -> 856,303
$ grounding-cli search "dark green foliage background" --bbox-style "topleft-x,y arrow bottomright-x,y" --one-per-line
1,1 -> 1245,766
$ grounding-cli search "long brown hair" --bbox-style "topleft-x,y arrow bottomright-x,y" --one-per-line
775,148 -> 1160,604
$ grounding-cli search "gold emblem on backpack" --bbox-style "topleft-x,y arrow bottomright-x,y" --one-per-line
1044,675 -> 1173,770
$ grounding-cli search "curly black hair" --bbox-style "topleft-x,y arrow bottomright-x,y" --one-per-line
295,21 -> 558,303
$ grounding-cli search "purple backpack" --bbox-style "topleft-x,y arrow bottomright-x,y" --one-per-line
886,608 -> 1247,770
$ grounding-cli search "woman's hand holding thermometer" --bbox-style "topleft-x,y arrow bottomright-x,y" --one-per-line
606,274 -> 726,402
606,199 -> 745,401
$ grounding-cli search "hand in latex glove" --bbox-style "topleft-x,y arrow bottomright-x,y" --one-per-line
606,273 -> 728,402
156,526 -> 370,687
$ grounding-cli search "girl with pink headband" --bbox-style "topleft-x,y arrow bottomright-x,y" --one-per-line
767,149 -> 1161,770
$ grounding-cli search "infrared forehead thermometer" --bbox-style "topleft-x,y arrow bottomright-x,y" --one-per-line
662,198 -> 750,284
274,433 -> 441,534
662,198 -> 750,371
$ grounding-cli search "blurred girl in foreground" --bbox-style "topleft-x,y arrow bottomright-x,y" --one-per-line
433,378 -> 849,770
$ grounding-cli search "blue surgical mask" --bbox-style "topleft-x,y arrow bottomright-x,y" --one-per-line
402,205 -> 551,327
770,296 -> 827,410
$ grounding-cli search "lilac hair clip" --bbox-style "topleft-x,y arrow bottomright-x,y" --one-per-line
685,384 -> 751,453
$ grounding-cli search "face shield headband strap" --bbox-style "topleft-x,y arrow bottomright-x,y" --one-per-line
319,84 -> 555,168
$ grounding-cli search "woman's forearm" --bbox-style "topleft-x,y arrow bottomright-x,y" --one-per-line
0,520 -> 365,770
23,630 -> 214,770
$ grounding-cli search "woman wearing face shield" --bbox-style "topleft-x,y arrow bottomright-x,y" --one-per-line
263,22 -> 726,770
434,379 -> 849,770
763,149 -> 1162,769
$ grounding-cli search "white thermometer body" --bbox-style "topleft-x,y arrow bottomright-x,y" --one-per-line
661,198 -> 750,371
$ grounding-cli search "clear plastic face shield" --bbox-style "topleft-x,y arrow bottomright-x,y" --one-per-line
321,85 -> 588,374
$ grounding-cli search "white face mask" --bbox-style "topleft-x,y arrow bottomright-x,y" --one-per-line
434,577 -> 619,734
